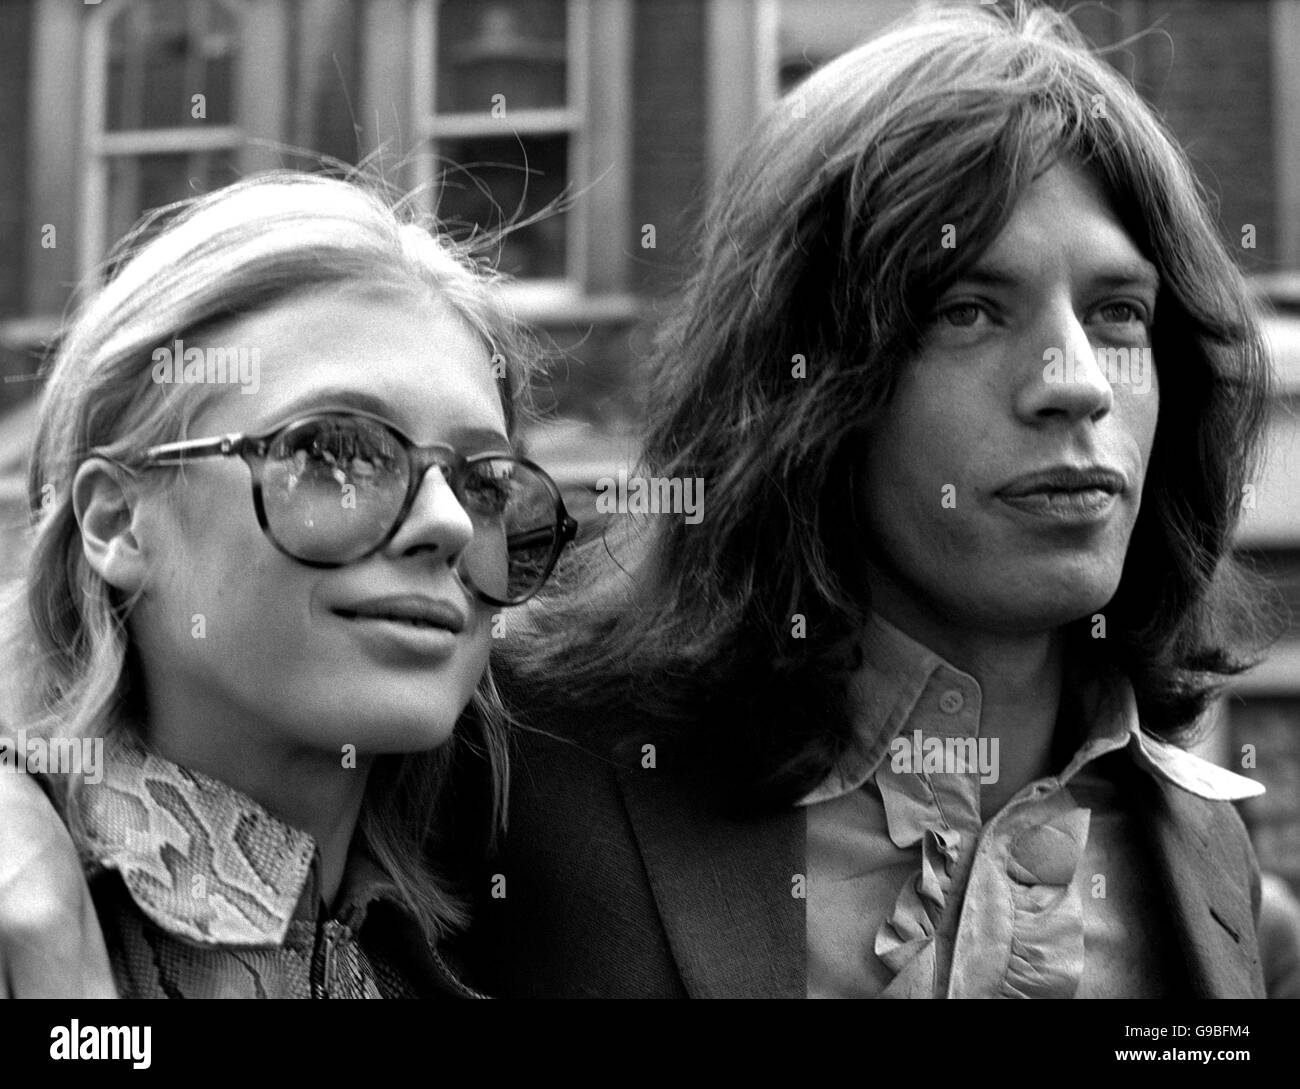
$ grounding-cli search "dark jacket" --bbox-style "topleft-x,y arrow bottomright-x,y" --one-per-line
458,723 -> 1265,999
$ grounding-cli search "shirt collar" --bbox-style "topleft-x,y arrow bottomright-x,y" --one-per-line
797,613 -> 1263,806
72,734 -> 408,948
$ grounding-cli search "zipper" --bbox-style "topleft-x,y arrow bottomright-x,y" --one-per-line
322,925 -> 338,996
313,915 -> 486,998
312,921 -> 341,998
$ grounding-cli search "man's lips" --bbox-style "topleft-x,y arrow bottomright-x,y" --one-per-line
332,595 -> 467,633
996,464 -> 1127,498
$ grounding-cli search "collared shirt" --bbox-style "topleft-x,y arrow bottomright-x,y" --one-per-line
70,736 -> 481,999
801,615 -> 1264,999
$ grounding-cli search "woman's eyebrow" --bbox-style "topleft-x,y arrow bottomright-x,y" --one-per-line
257,389 -> 509,449
261,387 -> 397,425
445,426 -> 513,452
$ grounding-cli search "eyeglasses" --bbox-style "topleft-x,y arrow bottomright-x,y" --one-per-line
134,410 -> 577,607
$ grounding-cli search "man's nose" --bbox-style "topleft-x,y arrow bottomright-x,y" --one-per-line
1016,304 -> 1113,424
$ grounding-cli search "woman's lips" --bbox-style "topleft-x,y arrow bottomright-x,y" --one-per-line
331,595 -> 469,660
332,594 -> 466,632
337,612 -> 463,659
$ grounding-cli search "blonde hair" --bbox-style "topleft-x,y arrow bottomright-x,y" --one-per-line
1,170 -> 538,941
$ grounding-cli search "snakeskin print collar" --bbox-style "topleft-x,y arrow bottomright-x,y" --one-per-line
71,734 -> 404,948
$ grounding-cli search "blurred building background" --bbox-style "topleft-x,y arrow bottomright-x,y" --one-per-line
0,0 -> 1297,888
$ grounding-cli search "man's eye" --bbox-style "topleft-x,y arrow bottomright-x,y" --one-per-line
1093,301 -> 1148,325
931,303 -> 988,328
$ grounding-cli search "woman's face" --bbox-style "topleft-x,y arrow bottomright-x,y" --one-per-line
127,287 -> 505,763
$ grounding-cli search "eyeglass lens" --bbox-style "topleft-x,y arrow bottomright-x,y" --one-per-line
258,415 -> 559,602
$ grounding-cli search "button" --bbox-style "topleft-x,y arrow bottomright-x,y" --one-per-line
939,689 -> 964,714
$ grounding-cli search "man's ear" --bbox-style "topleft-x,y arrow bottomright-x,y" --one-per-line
71,458 -> 149,596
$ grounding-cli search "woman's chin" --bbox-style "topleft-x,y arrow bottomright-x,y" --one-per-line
304,704 -> 462,759
364,717 -> 460,755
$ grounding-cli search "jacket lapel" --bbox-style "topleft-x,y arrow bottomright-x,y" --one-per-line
611,733 -> 1264,998
614,764 -> 805,998
1145,776 -> 1264,998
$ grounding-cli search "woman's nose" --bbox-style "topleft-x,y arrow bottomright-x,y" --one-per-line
383,464 -> 475,563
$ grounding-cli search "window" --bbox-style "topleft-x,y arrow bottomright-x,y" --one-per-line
363,0 -> 630,314
411,0 -> 583,298
705,0 -> 915,193
79,0 -> 287,281
771,0 -> 916,95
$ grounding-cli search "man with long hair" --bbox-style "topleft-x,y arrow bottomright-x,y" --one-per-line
0,2 -> 1279,1000
471,1 -> 1278,997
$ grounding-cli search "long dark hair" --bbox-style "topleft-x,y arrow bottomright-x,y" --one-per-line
502,1 -> 1277,809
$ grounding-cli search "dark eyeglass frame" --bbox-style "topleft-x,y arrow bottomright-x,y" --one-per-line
133,409 -> 578,607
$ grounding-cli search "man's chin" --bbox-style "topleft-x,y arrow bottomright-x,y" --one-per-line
994,587 -> 1118,634
1018,550 -> 1122,600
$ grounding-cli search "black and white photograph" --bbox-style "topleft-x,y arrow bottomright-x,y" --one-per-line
0,0 -> 1296,1063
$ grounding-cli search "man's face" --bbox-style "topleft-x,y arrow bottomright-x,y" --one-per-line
859,162 -> 1160,642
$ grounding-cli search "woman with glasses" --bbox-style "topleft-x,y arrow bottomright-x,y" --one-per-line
0,171 -> 573,998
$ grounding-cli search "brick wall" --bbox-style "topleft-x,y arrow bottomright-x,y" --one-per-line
0,0 -> 30,318
630,0 -> 707,299
1139,0 -> 1277,271
1059,0 -> 1279,271
1237,699 -> 1300,885
0,0 -> 34,417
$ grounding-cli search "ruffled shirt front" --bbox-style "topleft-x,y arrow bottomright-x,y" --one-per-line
801,615 -> 1264,999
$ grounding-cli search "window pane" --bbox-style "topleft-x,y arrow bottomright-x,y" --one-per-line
105,151 -> 238,255
435,0 -> 567,114
435,134 -> 568,279
107,0 -> 237,131
776,0 -> 915,91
